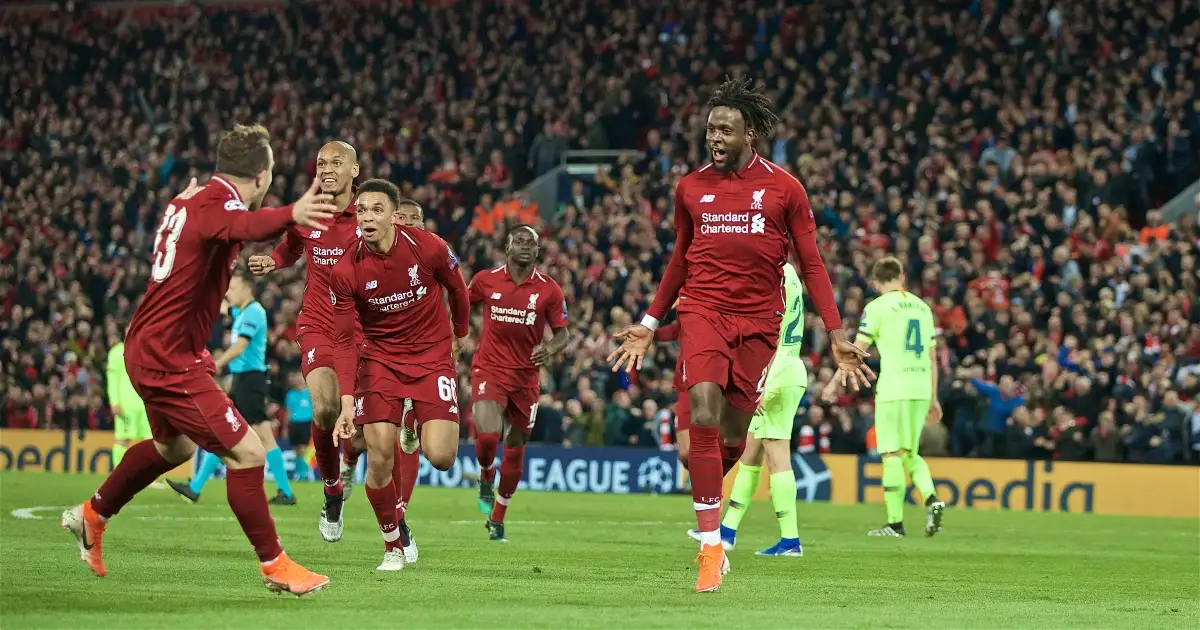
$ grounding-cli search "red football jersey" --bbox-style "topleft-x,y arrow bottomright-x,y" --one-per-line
329,227 -> 470,393
125,176 -> 295,372
468,265 -> 568,384
269,201 -> 362,336
647,153 -> 842,332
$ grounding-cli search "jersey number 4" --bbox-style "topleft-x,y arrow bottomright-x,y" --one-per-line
782,296 -> 804,345
904,319 -> 925,356
151,204 -> 188,282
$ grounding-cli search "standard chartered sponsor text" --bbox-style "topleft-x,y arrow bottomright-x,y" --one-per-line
313,246 -> 345,266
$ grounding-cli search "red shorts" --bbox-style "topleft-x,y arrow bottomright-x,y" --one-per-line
471,368 -> 539,435
673,355 -> 691,431
678,309 -> 779,413
297,331 -> 357,383
127,364 -> 248,452
355,359 -> 460,428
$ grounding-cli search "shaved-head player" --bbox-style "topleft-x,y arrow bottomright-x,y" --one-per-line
248,141 -> 360,543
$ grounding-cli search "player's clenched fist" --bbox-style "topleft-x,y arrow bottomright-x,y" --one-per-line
292,178 -> 339,230
331,395 -> 356,446
607,323 -> 653,372
248,255 -> 276,276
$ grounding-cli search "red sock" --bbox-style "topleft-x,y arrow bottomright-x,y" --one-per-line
90,440 -> 176,517
225,466 -> 284,562
476,432 -> 500,484
398,449 -> 419,518
365,481 -> 402,551
689,426 -> 723,540
343,442 -> 362,467
720,438 -> 746,476
311,424 -> 343,494
489,444 -> 524,524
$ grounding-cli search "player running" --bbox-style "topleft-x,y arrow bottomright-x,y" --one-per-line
688,262 -> 807,556
340,197 -> 426,548
838,257 -> 945,537
249,141 -> 359,542
608,78 -> 873,593
468,225 -> 569,542
329,179 -> 469,571
62,124 -> 336,595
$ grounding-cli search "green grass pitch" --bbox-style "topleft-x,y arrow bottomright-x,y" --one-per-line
1,471 -> 1197,629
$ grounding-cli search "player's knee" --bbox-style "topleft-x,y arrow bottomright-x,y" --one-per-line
425,450 -> 455,471
312,399 -> 338,429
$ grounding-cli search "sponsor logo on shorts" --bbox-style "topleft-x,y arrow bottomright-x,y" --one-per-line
478,381 -> 487,395
224,407 -> 241,432
354,397 -> 364,417
307,348 -> 316,365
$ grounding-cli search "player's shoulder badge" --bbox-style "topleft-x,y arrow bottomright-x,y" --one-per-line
447,245 -> 460,269
224,199 -> 247,211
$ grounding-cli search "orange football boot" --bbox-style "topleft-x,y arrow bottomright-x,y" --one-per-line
694,543 -> 730,593
261,552 -> 330,596
61,502 -> 108,577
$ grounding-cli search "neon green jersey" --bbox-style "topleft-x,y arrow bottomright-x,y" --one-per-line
858,290 -> 936,402
106,342 -> 146,416
776,263 -> 805,357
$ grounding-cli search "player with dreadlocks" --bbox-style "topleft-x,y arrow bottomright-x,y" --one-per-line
609,77 -> 874,592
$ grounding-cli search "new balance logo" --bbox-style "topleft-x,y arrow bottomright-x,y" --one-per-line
365,280 -> 378,290
699,194 -> 716,203
310,230 -> 322,239
491,293 -> 502,300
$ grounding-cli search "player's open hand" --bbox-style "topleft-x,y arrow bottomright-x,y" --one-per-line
607,324 -> 652,373
248,255 -> 276,276
292,178 -> 339,230
530,343 -> 552,367
178,177 -> 204,200
332,396 -> 356,446
830,337 -> 875,392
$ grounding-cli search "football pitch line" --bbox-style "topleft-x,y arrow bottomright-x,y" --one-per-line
9,505 -> 685,527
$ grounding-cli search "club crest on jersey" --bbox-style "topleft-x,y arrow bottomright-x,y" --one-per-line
750,188 -> 765,210
408,265 -> 421,287
527,293 -> 539,310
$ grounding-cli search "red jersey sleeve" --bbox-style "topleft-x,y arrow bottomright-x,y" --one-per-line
200,202 -> 296,243
784,179 -> 842,332
646,178 -> 693,323
328,255 -> 358,394
544,281 -> 568,329
427,235 -> 470,338
270,226 -> 305,269
468,272 -> 487,304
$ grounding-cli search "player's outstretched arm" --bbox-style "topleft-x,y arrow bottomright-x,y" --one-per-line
251,228 -> 304,275
432,242 -> 471,340
205,179 -> 337,243
785,181 -> 874,390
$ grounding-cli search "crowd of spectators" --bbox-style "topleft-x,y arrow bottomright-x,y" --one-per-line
2,0 -> 1199,466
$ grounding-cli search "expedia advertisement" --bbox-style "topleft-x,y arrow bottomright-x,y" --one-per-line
1,428 -> 193,478
418,444 -> 681,495
729,454 -> 1200,519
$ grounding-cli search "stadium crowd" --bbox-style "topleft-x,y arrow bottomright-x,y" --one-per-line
2,0 -> 1199,466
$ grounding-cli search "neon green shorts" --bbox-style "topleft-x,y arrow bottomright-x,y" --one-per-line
874,399 -> 931,454
748,357 -> 807,441
114,410 -> 153,441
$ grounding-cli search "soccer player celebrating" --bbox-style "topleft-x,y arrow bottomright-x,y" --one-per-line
839,257 -> 945,537
689,262 -> 808,556
608,78 -> 874,593
62,124 -> 336,595
328,179 -> 469,571
249,141 -> 359,542
468,225 -> 569,542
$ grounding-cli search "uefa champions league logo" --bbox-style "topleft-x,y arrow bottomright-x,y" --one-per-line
636,457 -> 676,494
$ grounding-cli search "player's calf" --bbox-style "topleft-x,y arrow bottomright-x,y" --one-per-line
363,422 -> 405,569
